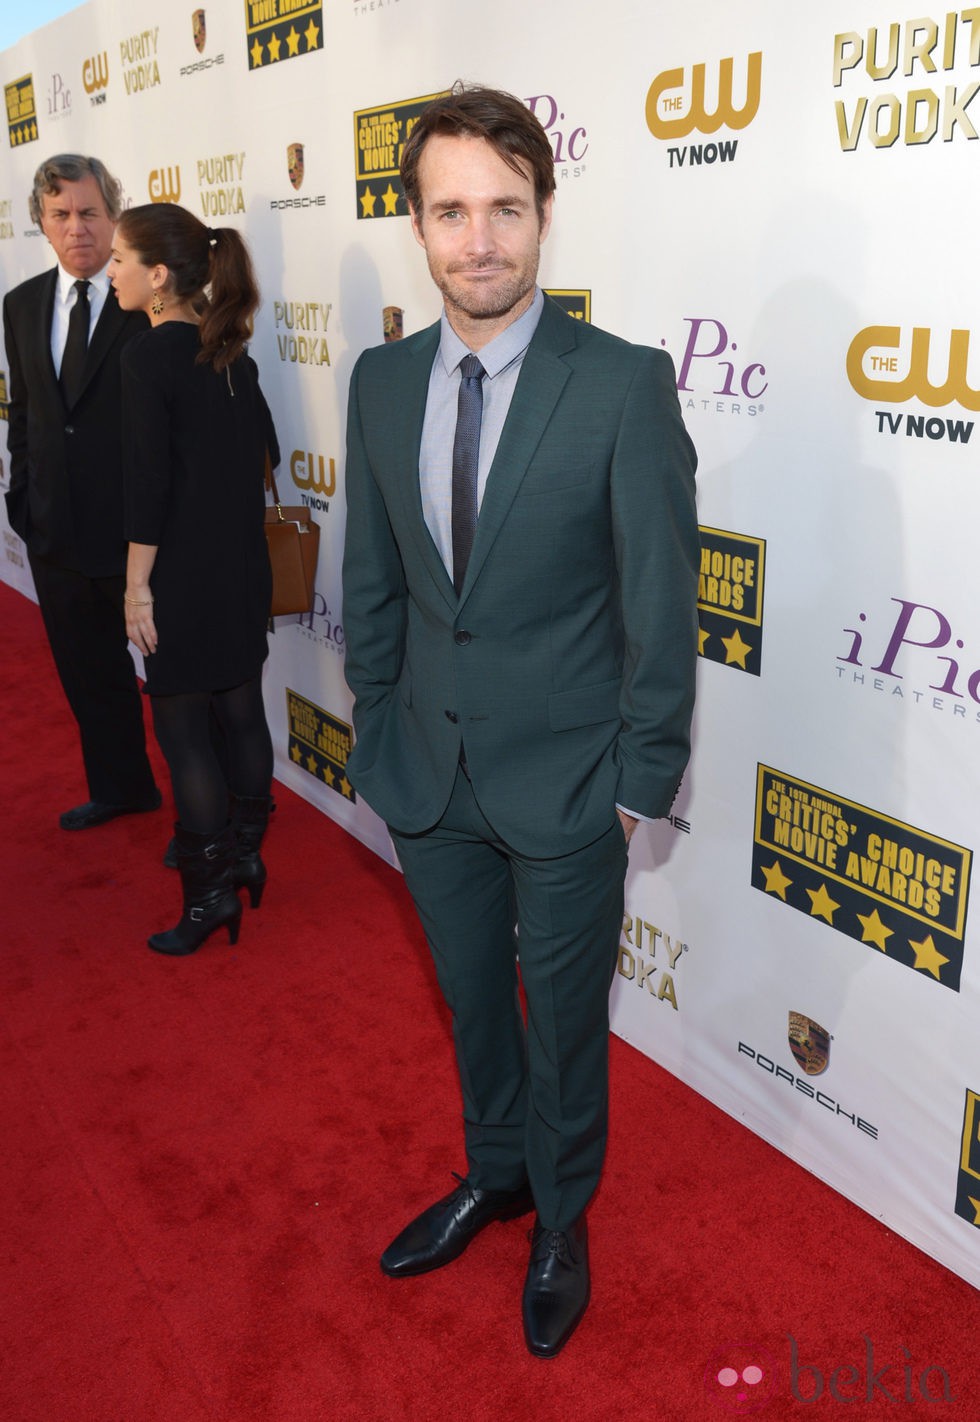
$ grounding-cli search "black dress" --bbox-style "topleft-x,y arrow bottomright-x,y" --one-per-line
121,323 -> 278,696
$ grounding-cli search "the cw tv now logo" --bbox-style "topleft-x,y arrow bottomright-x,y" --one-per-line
846,325 -> 978,444
82,53 -> 108,99
148,167 -> 181,203
646,53 -> 761,169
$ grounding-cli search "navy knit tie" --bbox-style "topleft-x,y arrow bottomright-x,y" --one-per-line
451,355 -> 485,595
60,279 -> 91,408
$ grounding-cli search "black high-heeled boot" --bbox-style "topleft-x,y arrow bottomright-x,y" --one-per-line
231,794 -> 271,909
148,823 -> 242,955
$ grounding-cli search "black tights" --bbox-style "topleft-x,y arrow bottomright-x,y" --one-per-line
150,676 -> 273,834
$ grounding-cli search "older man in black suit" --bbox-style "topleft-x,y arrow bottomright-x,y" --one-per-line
4,154 -> 160,830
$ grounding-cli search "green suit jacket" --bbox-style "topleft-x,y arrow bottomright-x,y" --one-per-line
342,296 -> 699,858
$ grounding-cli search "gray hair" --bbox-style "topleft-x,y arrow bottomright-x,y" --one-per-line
28,154 -> 123,226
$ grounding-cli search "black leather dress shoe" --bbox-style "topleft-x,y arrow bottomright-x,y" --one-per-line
60,791 -> 162,831
380,1173 -> 534,1277
522,1215 -> 590,1358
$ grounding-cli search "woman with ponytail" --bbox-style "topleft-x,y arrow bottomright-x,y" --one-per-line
109,203 -> 276,955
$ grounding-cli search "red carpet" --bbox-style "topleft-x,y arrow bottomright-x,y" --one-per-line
1,578 -> 977,1421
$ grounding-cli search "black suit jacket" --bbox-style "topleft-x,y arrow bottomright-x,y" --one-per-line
3,268 -> 148,576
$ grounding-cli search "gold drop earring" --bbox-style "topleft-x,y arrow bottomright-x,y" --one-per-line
151,289 -> 165,316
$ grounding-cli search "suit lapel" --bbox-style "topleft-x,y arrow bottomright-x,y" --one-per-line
459,299 -> 576,602
37,270 -> 61,393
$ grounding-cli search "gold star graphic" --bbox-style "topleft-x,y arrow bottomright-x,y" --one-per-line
290,742 -> 302,764
250,37 -> 264,67
807,883 -> 840,924
761,860 -> 792,901
305,752 -> 318,774
381,184 -> 400,215
268,30 -> 282,62
969,1196 -> 980,1226
909,934 -> 949,981
360,186 -> 377,218
722,626 -> 752,668
698,625 -> 710,655
286,25 -> 301,56
340,775 -> 353,799
304,17 -> 321,50
322,764 -> 336,789
857,908 -> 893,951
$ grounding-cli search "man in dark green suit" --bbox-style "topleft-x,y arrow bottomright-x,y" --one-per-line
342,86 -> 698,1357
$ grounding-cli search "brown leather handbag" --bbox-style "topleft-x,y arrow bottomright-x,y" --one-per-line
264,458 -> 320,616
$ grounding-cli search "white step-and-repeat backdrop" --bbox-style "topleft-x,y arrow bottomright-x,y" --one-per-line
2,0 -> 978,1290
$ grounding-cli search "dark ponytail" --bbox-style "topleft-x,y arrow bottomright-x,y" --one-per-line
116,203 -> 260,372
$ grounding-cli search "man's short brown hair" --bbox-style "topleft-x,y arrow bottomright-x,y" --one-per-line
400,83 -> 556,223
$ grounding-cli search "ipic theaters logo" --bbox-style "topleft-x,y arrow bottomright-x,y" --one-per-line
82,53 -> 108,107
181,8 -> 225,77
354,92 -> 447,219
698,526 -> 766,676
544,289 -> 591,322
197,152 -> 246,217
646,52 -> 762,168
838,595 -> 980,726
6,76 -> 38,147
752,765 -> 971,991
674,317 -> 768,417
526,94 -> 589,179
119,27 -> 161,97
286,689 -> 354,802
274,299 -> 331,367
955,1088 -> 980,1228
834,10 -> 980,151
246,0 -> 322,71
737,1013 -> 878,1142
846,325 -> 977,443
617,911 -> 688,1011
290,448 -> 335,514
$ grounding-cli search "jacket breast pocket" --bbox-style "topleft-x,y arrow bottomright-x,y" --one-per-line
520,462 -> 596,496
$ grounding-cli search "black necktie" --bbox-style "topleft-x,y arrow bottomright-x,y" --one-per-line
60,279 -> 91,407
451,354 -> 485,595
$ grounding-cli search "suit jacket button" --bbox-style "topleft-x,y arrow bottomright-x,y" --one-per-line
445,710 -> 458,723
65,424 -> 75,434
454,630 -> 471,646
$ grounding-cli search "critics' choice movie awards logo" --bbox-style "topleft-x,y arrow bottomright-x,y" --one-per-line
182,9 -> 225,77
739,1013 -> 878,1142
752,765 -> 971,991
544,290 -> 591,322
646,52 -> 762,168
838,595 -> 980,725
834,10 -> 980,150
274,299 -> 331,367
847,325 -> 977,444
354,92 -> 448,219
287,690 -> 353,801
118,27 -> 161,96
6,77 -> 38,147
698,526 -> 766,676
246,0 -> 323,71
617,910 -> 689,1011
82,53 -> 108,107
955,1088 -> 980,1228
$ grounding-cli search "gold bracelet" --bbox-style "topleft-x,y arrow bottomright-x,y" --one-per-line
124,595 -> 153,606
